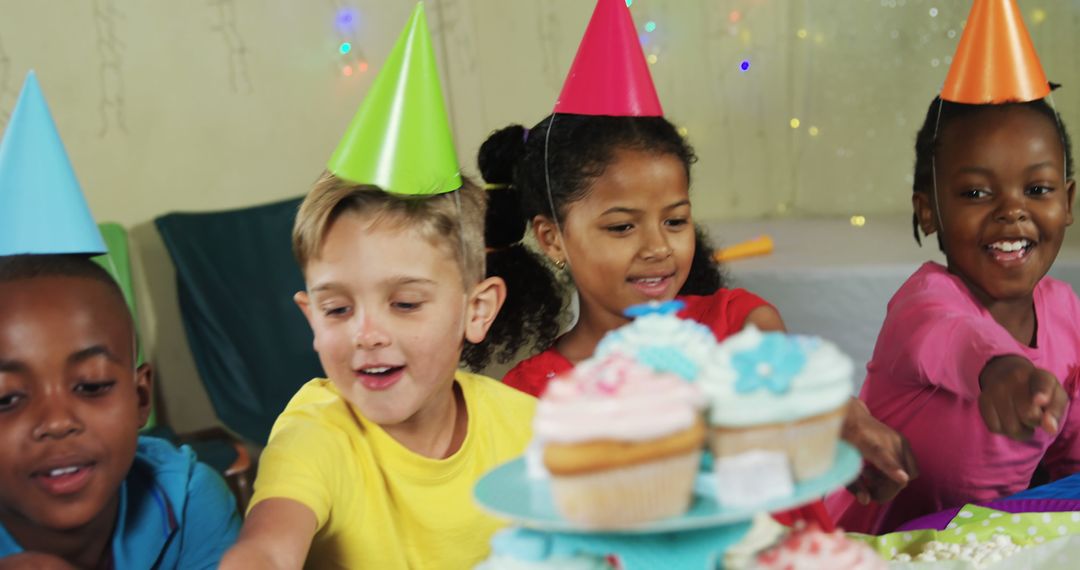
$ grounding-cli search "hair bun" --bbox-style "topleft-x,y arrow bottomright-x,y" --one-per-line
478,124 -> 528,185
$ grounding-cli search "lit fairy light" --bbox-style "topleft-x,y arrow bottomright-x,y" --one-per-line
790,118 -> 801,129
336,7 -> 358,32
1031,9 -> 1047,24
339,42 -> 352,55
808,126 -> 820,136
357,61 -> 369,73
729,10 -> 741,24
625,0 -> 632,6
647,53 -> 658,65
929,7 -> 938,17
342,65 -> 353,77
796,29 -> 808,39
850,215 -> 867,227
644,21 -> 656,33
739,60 -> 751,72
677,126 -> 689,137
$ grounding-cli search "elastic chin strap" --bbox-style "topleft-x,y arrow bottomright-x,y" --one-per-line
931,97 -> 946,243
1046,91 -> 1069,191
542,113 -> 572,272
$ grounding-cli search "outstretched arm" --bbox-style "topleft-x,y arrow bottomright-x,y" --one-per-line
219,499 -> 318,570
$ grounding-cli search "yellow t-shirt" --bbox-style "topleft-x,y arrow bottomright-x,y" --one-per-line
249,370 -> 535,570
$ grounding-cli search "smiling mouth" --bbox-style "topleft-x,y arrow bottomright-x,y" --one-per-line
31,463 -> 96,496
354,365 -> 405,391
357,366 -> 401,375
627,273 -> 676,298
985,239 -> 1035,263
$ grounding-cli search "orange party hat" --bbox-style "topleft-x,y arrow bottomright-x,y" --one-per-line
940,0 -> 1049,103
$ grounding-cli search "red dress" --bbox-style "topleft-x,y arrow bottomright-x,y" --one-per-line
503,288 -> 836,531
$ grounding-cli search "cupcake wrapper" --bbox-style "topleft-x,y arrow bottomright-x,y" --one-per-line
549,451 -> 701,528
709,407 -> 845,481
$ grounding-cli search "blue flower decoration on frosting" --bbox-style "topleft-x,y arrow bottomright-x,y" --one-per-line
623,300 -> 686,318
732,334 -> 806,395
637,345 -> 699,381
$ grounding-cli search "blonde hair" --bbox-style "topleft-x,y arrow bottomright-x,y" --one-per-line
292,171 -> 487,285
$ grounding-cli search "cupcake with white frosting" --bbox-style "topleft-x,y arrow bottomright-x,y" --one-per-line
702,326 -> 852,485
594,300 -> 716,381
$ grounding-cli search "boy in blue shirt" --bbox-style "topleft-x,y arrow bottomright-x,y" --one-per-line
0,73 -> 240,569
0,256 -> 241,569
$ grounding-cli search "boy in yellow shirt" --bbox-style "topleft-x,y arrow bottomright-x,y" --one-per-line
219,5 -> 536,569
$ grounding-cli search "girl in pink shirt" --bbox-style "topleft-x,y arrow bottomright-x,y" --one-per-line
828,95 -> 1080,534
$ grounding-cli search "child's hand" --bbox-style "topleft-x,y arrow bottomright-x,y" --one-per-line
979,355 -> 1069,441
841,398 -> 919,504
0,553 -> 78,570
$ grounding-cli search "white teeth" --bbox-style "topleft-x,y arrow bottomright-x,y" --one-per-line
47,467 -> 80,477
636,277 -> 663,284
989,240 -> 1031,252
362,367 -> 391,374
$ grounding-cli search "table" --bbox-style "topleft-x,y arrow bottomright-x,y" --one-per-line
708,214 -> 1080,394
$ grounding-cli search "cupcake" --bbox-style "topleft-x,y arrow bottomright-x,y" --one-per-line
748,525 -> 886,570
594,300 -> 717,381
702,326 -> 852,482
474,528 -> 617,570
535,353 -> 707,528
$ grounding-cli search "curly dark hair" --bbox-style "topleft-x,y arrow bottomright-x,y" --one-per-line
476,114 -> 724,354
911,94 -> 1074,248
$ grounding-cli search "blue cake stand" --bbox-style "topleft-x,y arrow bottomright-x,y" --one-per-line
474,442 -> 861,569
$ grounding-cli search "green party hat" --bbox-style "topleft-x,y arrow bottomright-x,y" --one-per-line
327,2 -> 461,195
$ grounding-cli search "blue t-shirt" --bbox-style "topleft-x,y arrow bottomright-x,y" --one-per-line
0,436 -> 240,569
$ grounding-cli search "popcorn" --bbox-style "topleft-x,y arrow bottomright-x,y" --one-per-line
904,534 -> 1025,569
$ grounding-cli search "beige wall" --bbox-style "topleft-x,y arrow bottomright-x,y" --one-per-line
3,0 -> 1079,434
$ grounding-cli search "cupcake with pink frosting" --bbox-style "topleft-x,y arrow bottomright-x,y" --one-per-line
747,525 -> 886,570
535,353 -> 707,527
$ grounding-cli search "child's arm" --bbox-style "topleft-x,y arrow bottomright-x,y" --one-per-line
219,498 -> 317,570
744,305 -> 785,332
978,355 -> 1068,440
842,398 -> 919,504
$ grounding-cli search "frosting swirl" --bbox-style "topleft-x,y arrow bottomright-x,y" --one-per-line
534,354 -> 706,444
702,326 -> 853,427
595,311 -> 717,381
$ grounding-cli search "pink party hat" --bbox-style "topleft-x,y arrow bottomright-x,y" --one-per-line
553,0 -> 663,116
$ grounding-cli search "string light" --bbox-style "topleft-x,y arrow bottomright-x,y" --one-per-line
929,7 -> 939,17
1031,9 -> 1047,24
790,118 -> 801,129
850,215 -> 867,227
677,126 -> 689,137
729,10 -> 742,24
357,61 -> 369,73
739,60 -> 751,72
796,29 -> 808,39
335,7 -> 358,32
341,65 -> 353,77
339,42 -> 352,55
809,126 -> 820,136
644,21 -> 656,33
647,53 -> 658,65
625,0 -> 632,6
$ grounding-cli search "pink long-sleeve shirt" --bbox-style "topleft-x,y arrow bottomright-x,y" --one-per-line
828,262 -> 1080,534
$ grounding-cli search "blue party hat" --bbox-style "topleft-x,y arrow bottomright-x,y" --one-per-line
0,71 -> 105,255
